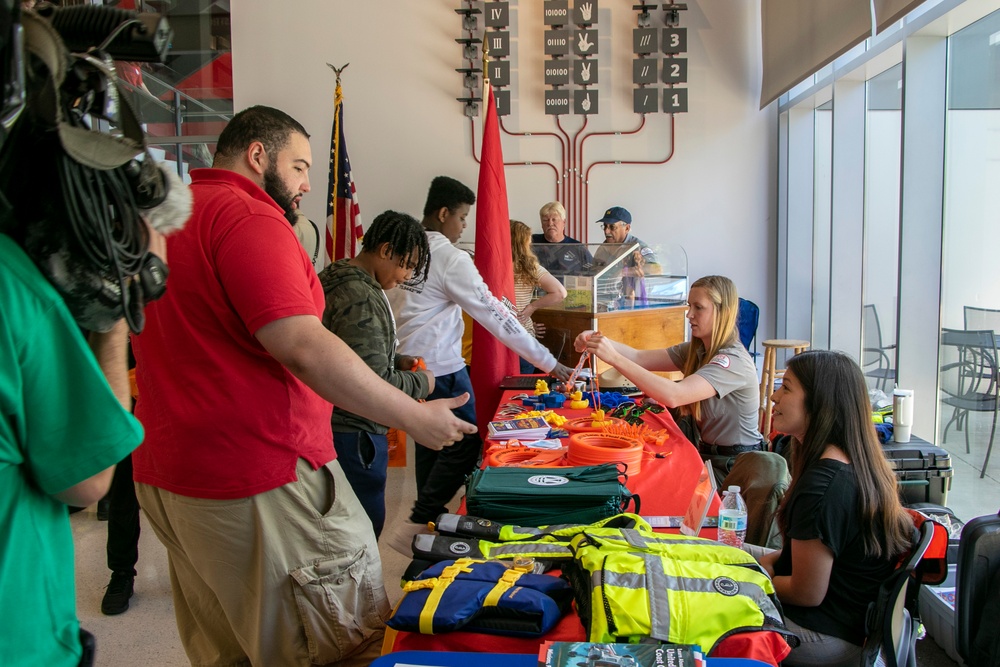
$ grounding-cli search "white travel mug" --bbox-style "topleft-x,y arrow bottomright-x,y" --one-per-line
893,389 -> 914,443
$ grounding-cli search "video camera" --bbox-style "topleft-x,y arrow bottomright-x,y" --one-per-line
0,1 -> 190,334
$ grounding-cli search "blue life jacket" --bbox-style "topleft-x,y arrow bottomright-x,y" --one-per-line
387,558 -> 572,637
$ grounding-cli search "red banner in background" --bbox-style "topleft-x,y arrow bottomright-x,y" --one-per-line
471,84 -> 519,436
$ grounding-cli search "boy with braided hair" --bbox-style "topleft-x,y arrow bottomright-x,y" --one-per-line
319,210 -> 435,537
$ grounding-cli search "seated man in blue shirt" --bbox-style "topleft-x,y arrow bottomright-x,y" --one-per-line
531,201 -> 592,277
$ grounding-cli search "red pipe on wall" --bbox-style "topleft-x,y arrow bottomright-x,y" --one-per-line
469,116 -> 561,203
581,114 -> 675,239
498,117 -> 565,211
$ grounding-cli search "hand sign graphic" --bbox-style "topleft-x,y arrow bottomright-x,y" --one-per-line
582,93 -> 591,112
577,31 -> 594,53
580,2 -> 593,22
580,61 -> 591,82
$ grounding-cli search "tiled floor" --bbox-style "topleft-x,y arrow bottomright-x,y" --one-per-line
71,419 -> 999,666
71,449 -> 432,667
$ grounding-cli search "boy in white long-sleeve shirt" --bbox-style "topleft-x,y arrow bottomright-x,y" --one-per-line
385,176 -> 571,554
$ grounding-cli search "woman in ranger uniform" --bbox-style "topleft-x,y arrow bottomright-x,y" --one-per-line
575,274 -> 763,478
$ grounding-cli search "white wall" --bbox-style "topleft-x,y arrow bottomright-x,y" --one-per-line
231,0 -> 776,333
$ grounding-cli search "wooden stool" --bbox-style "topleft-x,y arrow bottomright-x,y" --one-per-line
759,339 -> 810,438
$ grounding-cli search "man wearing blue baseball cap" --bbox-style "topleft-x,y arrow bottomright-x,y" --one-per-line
592,206 -> 658,308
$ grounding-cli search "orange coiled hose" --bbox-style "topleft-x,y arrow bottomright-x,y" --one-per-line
486,447 -> 567,468
567,432 -> 644,474
564,416 -> 626,433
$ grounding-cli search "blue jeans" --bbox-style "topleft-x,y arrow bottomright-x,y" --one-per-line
333,431 -> 389,538
411,368 -> 481,524
519,357 -> 537,374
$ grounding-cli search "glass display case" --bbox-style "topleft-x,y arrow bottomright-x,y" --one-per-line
530,242 -> 690,369
450,239 -> 689,370
531,242 -> 688,313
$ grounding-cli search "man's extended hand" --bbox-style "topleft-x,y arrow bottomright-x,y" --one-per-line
408,393 -> 478,450
550,362 -> 573,381
396,355 -> 425,371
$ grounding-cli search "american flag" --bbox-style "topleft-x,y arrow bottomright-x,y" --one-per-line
325,79 -> 363,262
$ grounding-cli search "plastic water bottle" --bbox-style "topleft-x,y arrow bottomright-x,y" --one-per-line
719,485 -> 748,549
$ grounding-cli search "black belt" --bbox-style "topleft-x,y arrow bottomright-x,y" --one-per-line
698,442 -> 764,456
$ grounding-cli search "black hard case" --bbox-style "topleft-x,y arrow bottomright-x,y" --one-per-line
881,440 -> 954,505
955,510 -> 1000,663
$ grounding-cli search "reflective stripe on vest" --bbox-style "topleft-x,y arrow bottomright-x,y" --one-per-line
480,541 -> 574,560
497,513 -> 653,543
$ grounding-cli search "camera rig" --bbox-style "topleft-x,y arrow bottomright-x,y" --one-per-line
0,2 -> 189,334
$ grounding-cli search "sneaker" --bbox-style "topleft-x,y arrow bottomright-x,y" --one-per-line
96,496 -> 110,521
383,520 -> 433,557
101,572 -> 134,615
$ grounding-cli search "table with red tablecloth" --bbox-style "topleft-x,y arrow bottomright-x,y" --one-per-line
390,389 -> 723,655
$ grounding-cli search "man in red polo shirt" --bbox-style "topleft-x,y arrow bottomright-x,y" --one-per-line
132,106 -> 475,666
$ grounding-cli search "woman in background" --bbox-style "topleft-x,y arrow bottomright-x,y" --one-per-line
511,219 -> 567,374
758,350 -> 913,665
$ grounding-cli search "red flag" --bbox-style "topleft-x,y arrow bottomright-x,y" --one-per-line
471,84 -> 519,436
325,80 -> 363,262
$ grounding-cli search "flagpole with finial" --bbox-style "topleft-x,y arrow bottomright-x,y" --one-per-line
326,61 -> 349,209
481,40 -> 490,112
325,62 -> 349,262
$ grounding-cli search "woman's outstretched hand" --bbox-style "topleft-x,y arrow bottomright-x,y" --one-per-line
583,332 -> 620,365
574,329 -> 595,352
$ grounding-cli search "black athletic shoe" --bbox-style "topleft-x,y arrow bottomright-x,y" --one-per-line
96,496 -> 110,521
101,572 -> 134,615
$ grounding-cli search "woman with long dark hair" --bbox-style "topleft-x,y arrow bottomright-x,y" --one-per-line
758,350 -> 913,666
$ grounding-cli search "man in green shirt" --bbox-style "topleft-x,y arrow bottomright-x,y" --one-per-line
0,234 -> 144,666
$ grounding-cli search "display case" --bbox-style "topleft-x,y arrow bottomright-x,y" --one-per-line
530,242 -> 689,370
533,242 -> 688,312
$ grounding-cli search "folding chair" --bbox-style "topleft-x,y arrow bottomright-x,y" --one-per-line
860,513 -> 948,667
736,297 -> 760,358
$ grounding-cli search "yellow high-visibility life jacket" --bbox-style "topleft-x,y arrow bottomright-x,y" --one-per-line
565,528 -> 786,653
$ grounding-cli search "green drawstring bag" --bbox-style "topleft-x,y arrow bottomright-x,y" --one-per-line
465,463 -> 639,526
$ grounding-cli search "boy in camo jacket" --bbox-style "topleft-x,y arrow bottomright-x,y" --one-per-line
319,210 -> 435,537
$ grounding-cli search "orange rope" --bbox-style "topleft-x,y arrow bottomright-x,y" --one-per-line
567,432 -> 644,474
591,351 -> 601,412
564,416 -> 626,433
486,446 -> 567,468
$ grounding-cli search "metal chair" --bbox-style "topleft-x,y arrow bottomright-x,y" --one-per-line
862,304 -> 896,392
939,328 -> 1000,478
964,305 -> 1000,335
